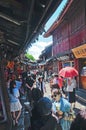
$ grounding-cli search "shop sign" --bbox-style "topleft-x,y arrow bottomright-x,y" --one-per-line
72,44 -> 86,58
57,55 -> 69,61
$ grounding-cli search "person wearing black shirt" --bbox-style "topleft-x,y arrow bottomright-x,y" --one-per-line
26,74 -> 35,102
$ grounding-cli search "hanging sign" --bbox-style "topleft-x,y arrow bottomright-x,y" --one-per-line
72,44 -> 86,58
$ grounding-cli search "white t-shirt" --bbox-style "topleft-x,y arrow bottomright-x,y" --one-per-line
53,77 -> 58,84
67,78 -> 76,92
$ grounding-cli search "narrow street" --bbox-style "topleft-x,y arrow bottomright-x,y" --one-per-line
0,1 -> 86,130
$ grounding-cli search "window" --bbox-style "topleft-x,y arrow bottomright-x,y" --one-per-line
62,61 -> 74,68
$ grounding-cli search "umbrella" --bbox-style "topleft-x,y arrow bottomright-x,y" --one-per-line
59,66 -> 78,78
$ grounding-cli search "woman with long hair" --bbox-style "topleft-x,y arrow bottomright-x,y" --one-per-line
9,80 -> 22,125
52,89 -> 71,130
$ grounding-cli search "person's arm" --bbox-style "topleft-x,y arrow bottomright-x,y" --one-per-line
52,102 -> 63,120
52,102 -> 57,114
26,83 -> 31,89
43,82 -> 46,92
32,78 -> 36,89
56,110 -> 64,119
36,81 -> 39,88
31,85 -> 34,90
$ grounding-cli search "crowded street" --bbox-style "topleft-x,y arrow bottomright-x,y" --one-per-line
11,81 -> 86,130
45,82 -> 86,111
0,0 -> 86,130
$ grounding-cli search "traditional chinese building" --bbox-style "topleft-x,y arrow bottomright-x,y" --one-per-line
39,44 -> 53,76
44,0 -> 86,90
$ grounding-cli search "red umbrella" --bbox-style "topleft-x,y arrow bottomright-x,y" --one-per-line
59,66 -> 78,78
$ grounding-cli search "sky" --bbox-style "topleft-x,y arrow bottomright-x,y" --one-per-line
27,0 -> 68,60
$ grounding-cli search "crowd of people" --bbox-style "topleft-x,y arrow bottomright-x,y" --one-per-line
50,73 -> 77,109
5,70 -> 86,130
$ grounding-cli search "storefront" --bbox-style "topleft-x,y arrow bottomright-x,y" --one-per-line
57,55 -> 74,71
72,44 -> 86,89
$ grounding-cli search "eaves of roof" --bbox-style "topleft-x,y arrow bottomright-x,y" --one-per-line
44,0 -> 73,38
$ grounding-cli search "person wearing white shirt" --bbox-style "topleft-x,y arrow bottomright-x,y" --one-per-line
36,76 -> 46,96
67,77 -> 76,108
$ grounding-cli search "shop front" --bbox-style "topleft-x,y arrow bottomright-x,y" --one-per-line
57,55 -> 74,71
79,59 -> 86,89
72,44 -> 86,89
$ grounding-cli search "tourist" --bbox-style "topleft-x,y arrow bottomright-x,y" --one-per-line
9,80 -> 22,125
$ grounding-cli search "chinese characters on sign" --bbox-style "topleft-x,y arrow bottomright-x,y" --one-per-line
72,44 -> 86,58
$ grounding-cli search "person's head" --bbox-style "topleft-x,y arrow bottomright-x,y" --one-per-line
10,80 -> 16,94
10,80 -> 16,88
51,84 -> 60,90
38,76 -> 43,82
51,89 -> 62,102
28,73 -> 31,77
52,73 -> 58,78
68,77 -> 72,80
70,109 -> 86,130
37,97 -> 52,116
31,88 -> 43,102
51,89 -> 57,101
12,74 -> 16,80
16,75 -> 22,81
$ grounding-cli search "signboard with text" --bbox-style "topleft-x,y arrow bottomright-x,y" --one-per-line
72,44 -> 86,58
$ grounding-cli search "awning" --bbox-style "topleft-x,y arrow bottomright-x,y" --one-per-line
72,44 -> 86,58
39,61 -> 47,66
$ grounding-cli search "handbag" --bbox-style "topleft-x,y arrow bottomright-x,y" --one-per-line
63,110 -> 76,121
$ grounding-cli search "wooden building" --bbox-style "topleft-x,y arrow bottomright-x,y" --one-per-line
44,0 -> 86,90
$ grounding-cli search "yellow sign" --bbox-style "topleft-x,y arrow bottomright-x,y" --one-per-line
72,44 -> 86,58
